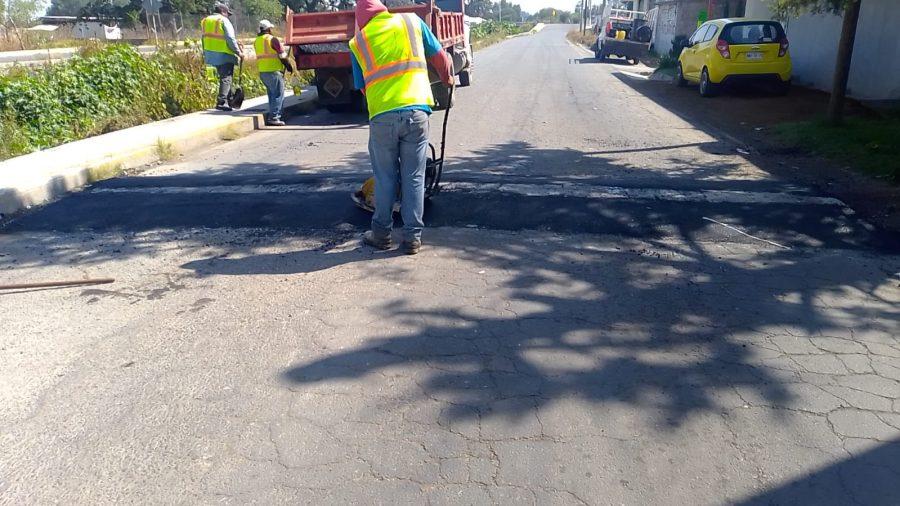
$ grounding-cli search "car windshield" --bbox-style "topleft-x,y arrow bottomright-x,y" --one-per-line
721,22 -> 784,44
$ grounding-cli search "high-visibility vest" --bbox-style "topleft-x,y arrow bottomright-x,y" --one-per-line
254,34 -> 284,73
349,12 -> 433,119
201,14 -> 235,55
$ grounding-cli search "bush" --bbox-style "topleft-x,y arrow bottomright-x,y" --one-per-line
0,43 -> 269,161
658,53 -> 678,69
470,20 -> 523,41
670,35 -> 690,58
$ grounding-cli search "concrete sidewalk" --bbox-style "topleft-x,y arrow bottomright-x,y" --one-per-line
0,88 -> 316,217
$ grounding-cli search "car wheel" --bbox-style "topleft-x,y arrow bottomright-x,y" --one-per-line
676,63 -> 687,87
628,57 -> 639,65
699,68 -> 718,97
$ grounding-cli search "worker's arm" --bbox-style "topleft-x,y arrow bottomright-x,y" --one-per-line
222,18 -> 242,57
419,18 -> 453,86
271,37 -> 294,72
351,53 -> 366,95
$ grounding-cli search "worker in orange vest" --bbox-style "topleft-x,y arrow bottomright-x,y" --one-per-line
350,0 -> 453,255
201,2 -> 244,111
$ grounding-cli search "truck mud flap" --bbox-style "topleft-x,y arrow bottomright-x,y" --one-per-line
314,67 -> 357,106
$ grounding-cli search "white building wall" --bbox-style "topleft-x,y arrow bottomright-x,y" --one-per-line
747,0 -> 900,102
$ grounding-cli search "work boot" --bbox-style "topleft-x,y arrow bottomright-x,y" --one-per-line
266,119 -> 286,127
402,238 -> 421,255
363,230 -> 392,250
215,104 -> 233,112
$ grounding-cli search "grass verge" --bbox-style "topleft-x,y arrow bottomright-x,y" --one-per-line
0,44 -> 313,162
471,21 -> 534,51
566,29 -> 596,49
775,113 -> 900,184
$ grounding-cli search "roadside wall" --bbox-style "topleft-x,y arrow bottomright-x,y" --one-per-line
746,0 -> 900,103
651,0 -> 709,56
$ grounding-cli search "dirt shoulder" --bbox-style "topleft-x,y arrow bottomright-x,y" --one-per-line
614,76 -> 900,233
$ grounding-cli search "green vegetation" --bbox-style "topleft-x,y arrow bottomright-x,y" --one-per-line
532,7 -> 578,24
465,0 -> 525,23
155,138 -> 178,161
657,53 -> 678,70
0,43 -> 270,161
470,20 -> 531,50
565,28 -> 594,49
776,113 -> 900,183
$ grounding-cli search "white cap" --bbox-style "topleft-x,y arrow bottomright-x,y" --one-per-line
259,19 -> 274,31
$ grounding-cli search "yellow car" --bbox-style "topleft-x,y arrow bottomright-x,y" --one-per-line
676,18 -> 792,97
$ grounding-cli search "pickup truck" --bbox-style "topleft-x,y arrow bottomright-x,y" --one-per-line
284,0 -> 471,112
594,7 -> 652,65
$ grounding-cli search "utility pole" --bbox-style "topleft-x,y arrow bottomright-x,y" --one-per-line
582,0 -> 592,35
828,0 -> 862,125
499,0 -> 502,22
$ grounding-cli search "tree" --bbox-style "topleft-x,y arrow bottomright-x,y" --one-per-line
532,7 -> 574,23
5,0 -> 45,23
48,0 -> 90,15
3,0 -> 45,48
768,0 -> 862,125
239,0 -> 283,21
465,0 -> 492,17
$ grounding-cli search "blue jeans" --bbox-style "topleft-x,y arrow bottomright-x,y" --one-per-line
259,72 -> 284,121
214,63 -> 234,106
368,109 -> 430,242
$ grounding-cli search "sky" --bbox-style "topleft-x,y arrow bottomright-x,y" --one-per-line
516,0 -> 579,14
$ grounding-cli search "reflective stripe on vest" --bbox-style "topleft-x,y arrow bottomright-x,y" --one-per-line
254,34 -> 284,73
349,12 -> 434,119
201,15 -> 234,55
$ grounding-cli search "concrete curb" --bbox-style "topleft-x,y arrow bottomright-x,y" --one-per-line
0,88 -> 317,217
505,23 -> 546,39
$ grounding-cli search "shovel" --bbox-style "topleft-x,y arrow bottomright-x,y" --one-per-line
228,56 -> 245,110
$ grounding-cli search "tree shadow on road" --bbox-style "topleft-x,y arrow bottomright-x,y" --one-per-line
275,224 -> 898,424
738,438 -> 900,505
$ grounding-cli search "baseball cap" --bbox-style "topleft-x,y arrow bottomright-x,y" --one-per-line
259,19 -> 275,31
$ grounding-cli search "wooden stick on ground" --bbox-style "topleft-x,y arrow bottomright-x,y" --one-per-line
0,278 -> 115,291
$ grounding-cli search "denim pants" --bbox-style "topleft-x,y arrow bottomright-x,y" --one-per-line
368,109 -> 430,242
259,71 -> 285,121
214,63 -> 234,106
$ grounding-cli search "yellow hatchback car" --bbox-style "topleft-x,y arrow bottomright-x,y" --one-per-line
677,18 -> 792,97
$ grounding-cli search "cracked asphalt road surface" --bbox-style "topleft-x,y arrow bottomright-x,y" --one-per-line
2,25 -> 899,505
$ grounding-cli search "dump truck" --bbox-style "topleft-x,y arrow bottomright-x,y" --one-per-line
284,0 -> 472,112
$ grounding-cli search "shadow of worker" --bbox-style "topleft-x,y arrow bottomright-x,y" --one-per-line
180,242 -> 406,277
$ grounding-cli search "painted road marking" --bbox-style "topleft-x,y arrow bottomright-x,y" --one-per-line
91,181 -> 846,207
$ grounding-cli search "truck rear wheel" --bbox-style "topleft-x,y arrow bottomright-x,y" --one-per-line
458,69 -> 472,87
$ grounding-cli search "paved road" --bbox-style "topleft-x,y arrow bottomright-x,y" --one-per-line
2,25 -> 899,504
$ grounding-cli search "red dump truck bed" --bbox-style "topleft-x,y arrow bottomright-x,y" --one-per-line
283,0 -> 470,111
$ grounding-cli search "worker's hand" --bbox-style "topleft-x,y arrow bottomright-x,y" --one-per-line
443,75 -> 455,87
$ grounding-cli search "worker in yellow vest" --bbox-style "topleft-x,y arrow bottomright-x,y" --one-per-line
350,0 -> 453,255
201,2 -> 244,111
254,20 -> 293,127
